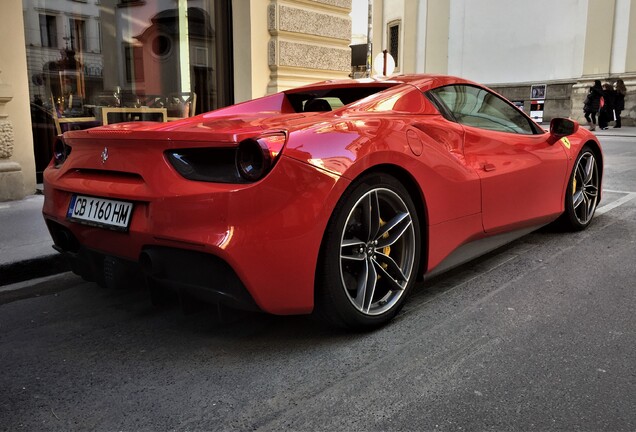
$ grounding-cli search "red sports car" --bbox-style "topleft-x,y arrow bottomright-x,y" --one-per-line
43,75 -> 602,329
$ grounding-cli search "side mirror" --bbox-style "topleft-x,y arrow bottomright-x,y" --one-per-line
548,118 -> 579,144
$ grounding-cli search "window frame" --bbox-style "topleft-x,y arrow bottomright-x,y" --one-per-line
387,20 -> 400,70
68,17 -> 87,52
39,14 -> 58,48
123,43 -> 145,83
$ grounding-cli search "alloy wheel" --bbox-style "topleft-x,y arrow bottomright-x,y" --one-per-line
339,188 -> 416,316
572,151 -> 599,225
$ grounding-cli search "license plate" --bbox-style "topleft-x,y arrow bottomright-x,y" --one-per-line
67,195 -> 134,231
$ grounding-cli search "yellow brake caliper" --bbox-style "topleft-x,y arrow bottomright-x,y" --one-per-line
379,218 -> 391,270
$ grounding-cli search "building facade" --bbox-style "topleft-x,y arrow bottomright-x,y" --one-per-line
1,0 -> 635,201
0,0 -> 353,201
369,0 -> 636,125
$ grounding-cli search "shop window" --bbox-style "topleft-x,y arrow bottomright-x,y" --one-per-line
39,14 -> 57,48
25,0 -> 234,181
388,21 -> 400,68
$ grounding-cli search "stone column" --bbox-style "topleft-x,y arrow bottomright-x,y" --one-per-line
424,0 -> 450,74
267,0 -> 352,93
0,0 -> 35,201
581,0 -> 616,77
626,0 -> 636,73
0,72 -> 24,201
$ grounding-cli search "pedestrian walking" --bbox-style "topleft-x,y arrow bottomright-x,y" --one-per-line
599,82 -> 616,130
583,80 -> 603,131
614,78 -> 627,128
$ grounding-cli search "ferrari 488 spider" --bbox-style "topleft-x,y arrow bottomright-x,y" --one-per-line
43,75 -> 603,329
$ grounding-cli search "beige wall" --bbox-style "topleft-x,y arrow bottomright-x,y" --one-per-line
232,0 -> 271,102
626,0 -> 636,72
0,0 -> 36,200
372,0 -> 383,66
401,1 -> 418,74
424,0 -> 449,74
583,0 -> 617,76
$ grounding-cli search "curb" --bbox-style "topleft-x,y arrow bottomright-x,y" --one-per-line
0,272 -> 80,305
0,254 -> 70,287
594,133 -> 636,138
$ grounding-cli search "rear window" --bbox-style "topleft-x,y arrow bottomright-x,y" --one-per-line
285,85 -> 394,113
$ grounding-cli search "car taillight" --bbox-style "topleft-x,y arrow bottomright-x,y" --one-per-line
165,132 -> 287,183
236,133 -> 286,181
53,137 -> 71,167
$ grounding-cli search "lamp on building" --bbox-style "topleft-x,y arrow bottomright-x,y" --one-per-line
373,50 -> 395,77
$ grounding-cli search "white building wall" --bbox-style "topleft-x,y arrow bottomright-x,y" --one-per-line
351,0 -> 368,44
610,0 -> 631,73
447,0 -> 589,84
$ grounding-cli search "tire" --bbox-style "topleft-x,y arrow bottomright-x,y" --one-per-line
560,146 -> 600,231
315,173 -> 421,330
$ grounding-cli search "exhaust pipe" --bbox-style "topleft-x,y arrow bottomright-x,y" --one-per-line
47,221 -> 79,253
139,249 -> 163,277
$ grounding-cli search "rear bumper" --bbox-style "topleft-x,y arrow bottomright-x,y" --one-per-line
46,223 -> 259,311
43,155 -> 348,314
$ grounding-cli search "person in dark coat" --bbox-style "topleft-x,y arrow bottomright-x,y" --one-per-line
614,79 -> 627,128
583,80 -> 603,130
599,83 -> 616,130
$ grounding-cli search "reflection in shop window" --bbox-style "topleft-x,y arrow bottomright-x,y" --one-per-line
39,14 -> 58,48
25,0 -> 234,182
68,18 -> 86,52
124,44 -> 144,83
193,47 -> 208,67
150,34 -> 172,58
97,22 -> 102,53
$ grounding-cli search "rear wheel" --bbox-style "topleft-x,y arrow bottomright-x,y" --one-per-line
315,173 -> 421,330
560,146 -> 600,230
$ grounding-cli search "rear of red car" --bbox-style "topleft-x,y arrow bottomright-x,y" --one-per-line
42,121 -> 344,315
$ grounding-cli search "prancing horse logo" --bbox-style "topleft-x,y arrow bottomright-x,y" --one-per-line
101,147 -> 109,164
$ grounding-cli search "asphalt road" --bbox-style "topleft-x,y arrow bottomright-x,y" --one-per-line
1,136 -> 635,431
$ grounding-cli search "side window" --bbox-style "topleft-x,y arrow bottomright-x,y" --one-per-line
429,85 -> 537,134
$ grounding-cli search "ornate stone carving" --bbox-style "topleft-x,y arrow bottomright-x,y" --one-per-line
275,40 -> 350,71
266,1 -> 352,93
0,120 -> 14,159
0,69 -> 15,159
278,5 -> 351,40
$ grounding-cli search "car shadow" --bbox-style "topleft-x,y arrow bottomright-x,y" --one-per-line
34,220 -> 598,350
